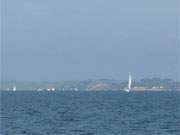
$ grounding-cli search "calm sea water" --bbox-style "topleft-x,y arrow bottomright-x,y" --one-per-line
0,91 -> 180,135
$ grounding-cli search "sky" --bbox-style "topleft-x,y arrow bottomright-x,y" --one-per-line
1,0 -> 179,81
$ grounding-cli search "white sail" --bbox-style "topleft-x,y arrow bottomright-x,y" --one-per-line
13,85 -> 16,91
124,74 -> 132,92
128,75 -> 132,90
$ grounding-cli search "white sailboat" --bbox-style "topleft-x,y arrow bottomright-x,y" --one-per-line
124,74 -> 132,92
13,85 -> 17,91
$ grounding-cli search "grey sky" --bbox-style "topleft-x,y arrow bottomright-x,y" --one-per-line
1,0 -> 179,81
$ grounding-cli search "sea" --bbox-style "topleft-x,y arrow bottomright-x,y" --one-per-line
0,91 -> 179,135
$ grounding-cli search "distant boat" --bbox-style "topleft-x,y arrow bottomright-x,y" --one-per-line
37,88 -> 42,92
13,85 -> 17,91
51,88 -> 56,91
47,88 -> 51,91
74,88 -> 78,91
124,74 -> 132,92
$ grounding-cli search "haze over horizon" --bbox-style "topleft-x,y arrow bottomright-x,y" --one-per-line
1,0 -> 179,81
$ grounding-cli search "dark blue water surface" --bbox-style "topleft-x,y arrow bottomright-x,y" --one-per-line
1,91 -> 180,135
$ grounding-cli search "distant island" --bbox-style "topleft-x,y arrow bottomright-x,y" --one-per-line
1,78 -> 180,91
